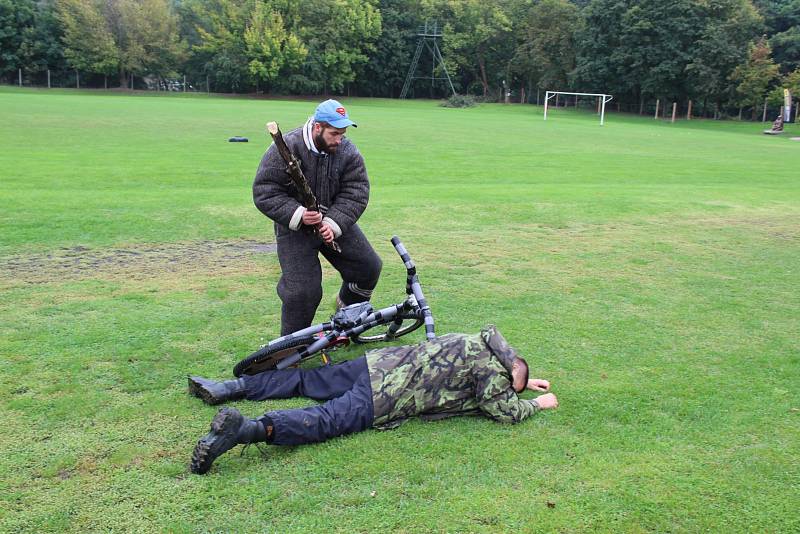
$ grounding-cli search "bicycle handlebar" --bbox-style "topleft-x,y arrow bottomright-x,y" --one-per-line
392,236 -> 435,340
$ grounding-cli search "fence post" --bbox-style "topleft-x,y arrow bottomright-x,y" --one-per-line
104,76 -> 107,89
18,68 -> 22,87
654,99 -> 660,119
762,98 -> 768,122
671,102 -> 677,123
47,69 -> 51,88
76,70 -> 79,89
184,74 -> 187,92
687,100 -> 692,120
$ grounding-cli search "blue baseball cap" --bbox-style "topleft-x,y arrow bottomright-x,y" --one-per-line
313,99 -> 357,128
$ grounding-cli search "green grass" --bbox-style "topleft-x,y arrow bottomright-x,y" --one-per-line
1,86 -> 799,532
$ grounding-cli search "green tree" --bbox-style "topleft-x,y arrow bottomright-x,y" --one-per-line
786,67 -> 800,98
439,0 -> 513,98
187,0 -> 250,92
106,0 -> 186,86
752,0 -> 800,72
685,0 -> 763,116
244,1 -> 306,89
517,0 -> 581,91
730,37 -> 780,118
289,0 -> 382,94
0,0 -> 35,80
351,0 -> 424,98
56,0 -> 118,78
18,0 -> 65,77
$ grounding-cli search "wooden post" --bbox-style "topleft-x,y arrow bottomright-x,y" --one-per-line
537,89 -> 540,105
184,75 -> 187,92
671,102 -> 677,123
18,68 -> 22,86
76,70 -> 79,89
687,100 -> 692,120
738,107 -> 742,120
47,69 -> 51,88
762,98 -> 768,122
104,76 -> 107,89
597,97 -> 601,113
639,98 -> 644,115
654,99 -> 660,119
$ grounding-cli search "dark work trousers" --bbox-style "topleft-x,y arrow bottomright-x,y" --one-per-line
242,356 -> 375,446
275,222 -> 382,335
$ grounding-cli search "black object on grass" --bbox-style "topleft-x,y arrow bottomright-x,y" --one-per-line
228,136 -> 249,142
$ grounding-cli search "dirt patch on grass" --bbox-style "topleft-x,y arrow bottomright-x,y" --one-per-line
0,240 -> 276,284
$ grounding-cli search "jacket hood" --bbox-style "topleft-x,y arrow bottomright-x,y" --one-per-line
480,324 -> 520,376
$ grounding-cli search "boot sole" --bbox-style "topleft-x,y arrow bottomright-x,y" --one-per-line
187,376 -> 223,405
190,408 -> 240,474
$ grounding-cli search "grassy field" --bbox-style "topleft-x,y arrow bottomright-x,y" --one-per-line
1,86 -> 799,532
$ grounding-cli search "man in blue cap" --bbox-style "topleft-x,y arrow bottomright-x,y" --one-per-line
253,100 -> 382,335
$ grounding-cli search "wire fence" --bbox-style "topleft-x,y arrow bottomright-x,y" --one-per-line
2,68 -> 212,94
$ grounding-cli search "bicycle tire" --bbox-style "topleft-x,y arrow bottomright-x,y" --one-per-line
352,318 -> 424,343
233,336 -> 316,377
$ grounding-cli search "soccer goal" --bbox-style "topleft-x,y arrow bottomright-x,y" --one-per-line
543,91 -> 614,126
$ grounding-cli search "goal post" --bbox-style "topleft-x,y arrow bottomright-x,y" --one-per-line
543,91 -> 614,125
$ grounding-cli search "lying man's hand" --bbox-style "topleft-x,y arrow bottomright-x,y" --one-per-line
527,378 -> 550,392
534,393 -> 558,410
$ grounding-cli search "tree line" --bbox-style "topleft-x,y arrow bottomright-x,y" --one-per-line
2,0 -> 799,118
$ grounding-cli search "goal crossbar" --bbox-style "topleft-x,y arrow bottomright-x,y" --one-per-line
544,91 -> 614,125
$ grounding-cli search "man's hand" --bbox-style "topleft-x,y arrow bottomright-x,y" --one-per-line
317,222 -> 334,243
527,379 -> 550,392
534,393 -> 558,410
302,209 -> 323,226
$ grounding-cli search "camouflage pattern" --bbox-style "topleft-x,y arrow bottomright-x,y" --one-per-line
366,325 -> 540,429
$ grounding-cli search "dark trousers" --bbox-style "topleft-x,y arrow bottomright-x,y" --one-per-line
275,222 -> 382,335
242,357 -> 374,446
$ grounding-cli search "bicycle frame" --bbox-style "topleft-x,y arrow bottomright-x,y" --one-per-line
270,236 -> 435,370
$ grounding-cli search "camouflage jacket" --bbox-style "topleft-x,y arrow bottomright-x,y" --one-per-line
365,325 -> 540,429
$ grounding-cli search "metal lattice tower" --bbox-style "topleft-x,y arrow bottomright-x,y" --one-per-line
399,21 -> 456,99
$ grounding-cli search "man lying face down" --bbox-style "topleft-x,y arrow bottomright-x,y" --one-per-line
188,325 -> 559,474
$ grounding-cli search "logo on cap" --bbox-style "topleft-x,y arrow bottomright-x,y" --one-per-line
336,107 -> 346,117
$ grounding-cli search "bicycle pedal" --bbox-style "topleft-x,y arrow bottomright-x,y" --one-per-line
320,353 -> 331,365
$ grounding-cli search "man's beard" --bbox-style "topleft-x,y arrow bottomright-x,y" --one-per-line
314,132 -> 337,153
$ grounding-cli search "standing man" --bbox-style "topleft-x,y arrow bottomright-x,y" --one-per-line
253,99 -> 382,335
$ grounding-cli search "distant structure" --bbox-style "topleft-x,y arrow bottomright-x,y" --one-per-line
400,21 -> 456,99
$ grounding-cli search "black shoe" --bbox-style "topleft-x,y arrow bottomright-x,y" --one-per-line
190,407 -> 258,474
188,376 -> 247,405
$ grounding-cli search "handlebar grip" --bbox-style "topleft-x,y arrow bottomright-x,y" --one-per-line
391,236 -> 416,274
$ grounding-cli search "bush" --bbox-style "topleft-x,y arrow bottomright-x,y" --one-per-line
440,94 -> 477,108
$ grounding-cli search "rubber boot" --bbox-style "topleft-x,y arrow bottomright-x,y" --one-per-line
188,376 -> 247,405
190,407 -> 266,474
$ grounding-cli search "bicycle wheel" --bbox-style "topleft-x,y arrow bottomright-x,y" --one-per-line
352,317 -> 424,343
233,336 -> 315,377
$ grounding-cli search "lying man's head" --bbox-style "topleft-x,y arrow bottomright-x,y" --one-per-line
511,357 -> 529,393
